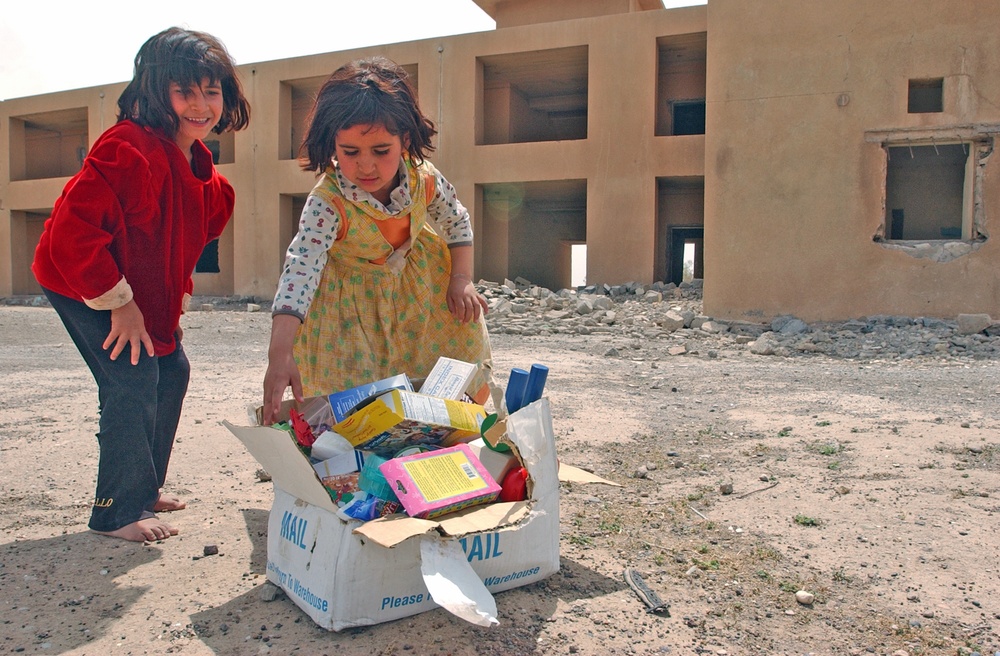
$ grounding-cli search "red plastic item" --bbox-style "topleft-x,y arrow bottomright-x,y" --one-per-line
499,467 -> 529,502
289,408 -> 317,448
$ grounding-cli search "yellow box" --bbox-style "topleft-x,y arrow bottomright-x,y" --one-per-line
333,390 -> 487,456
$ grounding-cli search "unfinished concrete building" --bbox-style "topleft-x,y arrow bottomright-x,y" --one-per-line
1,0 -> 997,322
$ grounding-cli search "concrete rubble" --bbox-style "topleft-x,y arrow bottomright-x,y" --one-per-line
9,280 -> 999,361
478,278 -> 1000,361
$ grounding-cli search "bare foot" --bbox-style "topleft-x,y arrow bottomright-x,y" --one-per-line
93,517 -> 179,542
153,493 -> 186,512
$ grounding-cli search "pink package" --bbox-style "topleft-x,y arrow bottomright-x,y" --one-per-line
378,443 -> 501,519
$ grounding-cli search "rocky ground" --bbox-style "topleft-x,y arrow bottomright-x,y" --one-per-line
1,282 -> 999,656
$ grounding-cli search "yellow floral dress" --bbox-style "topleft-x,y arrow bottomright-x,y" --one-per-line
288,160 -> 492,395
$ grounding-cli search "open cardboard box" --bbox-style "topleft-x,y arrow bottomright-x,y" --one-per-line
224,393 -> 613,631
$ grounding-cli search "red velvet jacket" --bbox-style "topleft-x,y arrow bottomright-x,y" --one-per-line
32,120 -> 235,356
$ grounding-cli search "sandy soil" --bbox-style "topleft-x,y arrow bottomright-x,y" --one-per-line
1,303 -> 998,656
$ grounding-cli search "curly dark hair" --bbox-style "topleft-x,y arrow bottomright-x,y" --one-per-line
117,27 -> 250,136
299,57 -> 436,172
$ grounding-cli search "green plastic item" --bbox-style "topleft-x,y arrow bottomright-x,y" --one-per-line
480,413 -> 510,453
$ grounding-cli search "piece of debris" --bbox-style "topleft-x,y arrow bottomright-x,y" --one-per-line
260,582 -> 284,602
256,468 -> 272,482
795,590 -> 815,606
720,482 -> 734,495
623,568 -> 670,616
203,544 -> 219,557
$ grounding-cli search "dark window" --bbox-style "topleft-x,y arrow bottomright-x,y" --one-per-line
908,78 -> 943,113
204,139 -> 221,164
195,239 -> 220,273
672,100 -> 706,136
884,144 -> 966,240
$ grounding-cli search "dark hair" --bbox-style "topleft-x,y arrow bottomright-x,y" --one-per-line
117,27 -> 250,136
299,57 -> 436,172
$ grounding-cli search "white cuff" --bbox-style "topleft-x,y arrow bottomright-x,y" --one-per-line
83,276 -> 133,311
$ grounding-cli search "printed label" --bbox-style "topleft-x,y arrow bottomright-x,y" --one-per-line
482,566 -> 542,588
381,592 -> 425,610
267,561 -> 329,612
402,450 -> 488,502
279,510 -> 308,549
460,532 -> 504,562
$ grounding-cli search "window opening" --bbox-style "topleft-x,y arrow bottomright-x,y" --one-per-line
671,100 -> 706,136
908,78 -> 943,114
884,143 -> 972,241
195,239 -> 220,273
204,140 -> 221,165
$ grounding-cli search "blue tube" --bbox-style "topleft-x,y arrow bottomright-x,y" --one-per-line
505,368 -> 529,414
521,363 -> 549,407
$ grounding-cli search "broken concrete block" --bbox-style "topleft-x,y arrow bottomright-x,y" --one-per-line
699,320 -> 728,334
778,318 -> 809,335
658,310 -> 685,332
749,332 -> 780,355
956,313 -> 992,335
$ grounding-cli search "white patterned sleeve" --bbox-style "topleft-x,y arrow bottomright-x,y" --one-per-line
427,167 -> 473,247
271,194 -> 340,320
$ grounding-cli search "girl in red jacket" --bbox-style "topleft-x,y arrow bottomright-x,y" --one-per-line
32,28 -> 250,542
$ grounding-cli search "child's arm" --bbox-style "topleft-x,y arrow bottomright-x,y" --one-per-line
263,193 -> 341,423
263,314 -> 304,424
447,245 -> 488,324
423,165 -> 488,323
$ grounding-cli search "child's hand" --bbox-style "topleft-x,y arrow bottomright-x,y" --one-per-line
263,355 -> 303,424
447,277 -> 489,323
105,300 -> 154,365
263,314 -> 305,424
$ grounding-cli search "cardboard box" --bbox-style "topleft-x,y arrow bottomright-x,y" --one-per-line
332,389 -> 487,456
328,373 -> 413,423
224,396 -> 564,631
418,357 -> 479,400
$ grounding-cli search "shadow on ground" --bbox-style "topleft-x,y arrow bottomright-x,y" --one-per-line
189,553 -> 624,655
0,531 -> 162,654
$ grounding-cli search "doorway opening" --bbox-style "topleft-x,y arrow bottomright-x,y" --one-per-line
667,226 -> 703,285
570,243 -> 587,287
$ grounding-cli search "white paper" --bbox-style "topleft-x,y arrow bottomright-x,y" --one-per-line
310,430 -> 355,461
419,537 -> 499,627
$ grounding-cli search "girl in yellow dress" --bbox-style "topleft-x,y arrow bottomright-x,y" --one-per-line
263,57 -> 491,422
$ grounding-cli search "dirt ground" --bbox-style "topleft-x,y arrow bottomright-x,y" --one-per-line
1,303 -> 999,656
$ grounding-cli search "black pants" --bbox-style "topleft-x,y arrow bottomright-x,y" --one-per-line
44,289 -> 190,532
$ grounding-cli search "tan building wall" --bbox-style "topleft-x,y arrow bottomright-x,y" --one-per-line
4,1 -> 996,322
1,1 -> 706,301
704,0 -> 1000,322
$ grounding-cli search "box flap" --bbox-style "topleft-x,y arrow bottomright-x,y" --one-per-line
223,420 -> 339,512
437,501 -> 530,537
353,500 -> 531,547
353,513 -> 440,547
420,537 -> 498,627
558,463 -> 621,486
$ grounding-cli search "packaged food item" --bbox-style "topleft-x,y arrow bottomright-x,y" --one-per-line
378,443 -> 501,519
333,390 -> 487,456
328,374 -> 413,423
418,357 -> 479,400
336,491 -> 400,522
